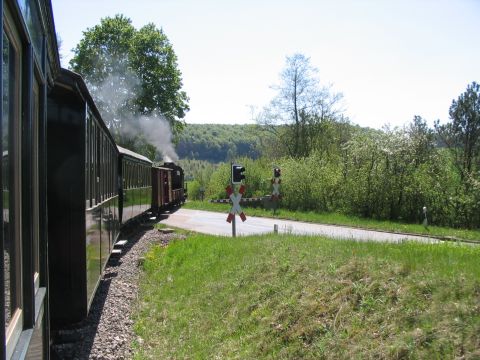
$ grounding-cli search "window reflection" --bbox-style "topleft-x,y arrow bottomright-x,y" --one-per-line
16,0 -> 43,58
2,31 -> 12,328
32,79 -> 40,288
3,23 -> 21,339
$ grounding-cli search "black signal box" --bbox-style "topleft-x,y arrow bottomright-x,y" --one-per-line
274,168 -> 281,178
232,164 -> 245,184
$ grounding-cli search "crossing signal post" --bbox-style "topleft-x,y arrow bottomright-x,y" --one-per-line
271,167 -> 281,215
230,163 -> 246,237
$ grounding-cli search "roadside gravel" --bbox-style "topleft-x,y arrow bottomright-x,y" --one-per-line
52,223 -> 182,359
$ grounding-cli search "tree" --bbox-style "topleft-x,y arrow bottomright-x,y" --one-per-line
435,82 -> 480,180
257,53 -> 343,158
69,14 -> 189,151
129,23 -> 189,129
407,115 -> 435,167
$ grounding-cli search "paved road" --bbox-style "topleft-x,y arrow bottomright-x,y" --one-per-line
160,208 -> 439,244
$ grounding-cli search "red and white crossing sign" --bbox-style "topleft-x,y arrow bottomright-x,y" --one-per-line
226,184 -> 247,223
271,178 -> 281,200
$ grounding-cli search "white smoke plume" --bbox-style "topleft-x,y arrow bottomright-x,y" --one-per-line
88,65 -> 179,162
93,72 -> 140,129
123,112 -> 179,162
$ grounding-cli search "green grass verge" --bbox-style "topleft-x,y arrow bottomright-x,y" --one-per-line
183,200 -> 480,242
133,233 -> 480,359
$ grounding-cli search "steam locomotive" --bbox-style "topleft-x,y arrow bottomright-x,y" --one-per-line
0,1 -> 185,358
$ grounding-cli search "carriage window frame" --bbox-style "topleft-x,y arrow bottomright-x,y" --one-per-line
91,121 -> 96,207
125,161 -> 128,190
95,122 -> 100,205
103,133 -> 106,200
86,112 -> 91,208
32,75 -> 40,292
106,142 -> 110,198
136,163 -> 139,187
107,142 -> 111,198
97,130 -> 101,203
127,162 -> 130,189
100,132 -> 104,202
3,6 -> 24,359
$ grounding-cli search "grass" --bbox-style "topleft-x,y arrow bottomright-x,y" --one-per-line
133,233 -> 480,359
184,200 -> 480,243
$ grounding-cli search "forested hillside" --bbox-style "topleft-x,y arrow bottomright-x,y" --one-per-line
176,124 -> 261,162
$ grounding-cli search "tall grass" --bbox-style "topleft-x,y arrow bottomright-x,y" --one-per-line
133,233 -> 480,359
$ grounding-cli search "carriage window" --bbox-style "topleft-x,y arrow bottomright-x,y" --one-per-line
135,164 -> 138,187
95,123 -> 100,204
16,0 -> 43,58
90,117 -> 95,206
3,17 -> 23,357
107,144 -> 110,197
92,123 -> 96,206
133,164 -> 136,187
108,144 -> 111,197
103,134 -> 106,200
125,162 -> 128,189
32,77 -> 40,290
86,114 -> 91,207
130,163 -> 133,188
139,164 -> 142,187
113,150 -> 117,194
125,162 -> 131,189
2,28 -> 14,331
98,132 -> 101,202
122,162 -> 125,189
132,163 -> 135,188
100,129 -> 103,199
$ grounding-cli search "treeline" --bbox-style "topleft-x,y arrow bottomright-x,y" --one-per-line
191,117 -> 479,229
176,124 -> 261,162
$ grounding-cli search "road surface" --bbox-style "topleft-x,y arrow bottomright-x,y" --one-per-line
159,208 -> 439,244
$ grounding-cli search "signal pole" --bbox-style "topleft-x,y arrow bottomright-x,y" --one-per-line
231,163 -> 236,237
272,167 -> 281,215
229,163 -> 246,238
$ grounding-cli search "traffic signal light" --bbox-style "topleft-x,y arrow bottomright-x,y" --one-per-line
274,167 -> 281,178
232,164 -> 245,184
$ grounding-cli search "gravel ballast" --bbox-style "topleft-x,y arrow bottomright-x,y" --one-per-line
52,224 -> 182,359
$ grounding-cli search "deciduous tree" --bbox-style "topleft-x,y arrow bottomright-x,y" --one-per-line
69,14 -> 189,146
257,53 -> 343,158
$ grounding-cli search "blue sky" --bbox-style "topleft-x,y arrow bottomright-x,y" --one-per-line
51,0 -> 479,129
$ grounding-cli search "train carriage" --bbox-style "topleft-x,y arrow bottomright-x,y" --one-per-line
163,162 -> 186,205
1,0 -> 60,358
151,166 -> 173,212
117,146 -> 152,225
46,69 -> 120,329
